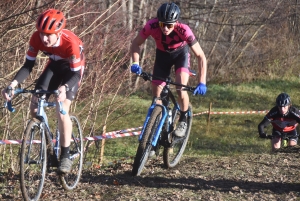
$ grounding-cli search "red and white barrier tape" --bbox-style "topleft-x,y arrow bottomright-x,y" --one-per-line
0,127 -> 142,145
193,110 -> 269,116
0,111 -> 268,145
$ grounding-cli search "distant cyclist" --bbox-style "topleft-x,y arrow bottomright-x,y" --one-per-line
1,9 -> 85,173
130,2 -> 207,137
258,93 -> 300,151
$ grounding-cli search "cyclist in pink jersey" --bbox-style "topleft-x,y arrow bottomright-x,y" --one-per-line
131,2 -> 207,137
2,9 -> 85,174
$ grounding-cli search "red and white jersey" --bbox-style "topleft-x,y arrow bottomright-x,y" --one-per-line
26,29 -> 84,72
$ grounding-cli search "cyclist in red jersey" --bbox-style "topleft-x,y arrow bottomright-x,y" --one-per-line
2,9 -> 85,174
130,2 -> 207,137
258,93 -> 300,151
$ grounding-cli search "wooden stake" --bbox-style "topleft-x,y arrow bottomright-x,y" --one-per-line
99,125 -> 106,166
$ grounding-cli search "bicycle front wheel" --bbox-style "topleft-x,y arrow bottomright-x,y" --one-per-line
20,119 -> 47,201
163,104 -> 193,168
60,115 -> 84,190
132,106 -> 163,176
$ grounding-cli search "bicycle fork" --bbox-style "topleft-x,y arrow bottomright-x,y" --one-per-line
54,129 -> 60,158
24,124 -> 46,165
139,104 -> 168,147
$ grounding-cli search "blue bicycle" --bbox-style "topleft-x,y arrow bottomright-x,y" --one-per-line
5,88 -> 83,201
132,72 -> 195,176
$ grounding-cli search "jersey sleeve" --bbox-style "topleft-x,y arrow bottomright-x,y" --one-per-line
139,19 -> 157,40
258,117 -> 270,135
265,107 -> 277,120
26,32 -> 41,60
68,44 -> 82,72
290,106 -> 300,123
178,24 -> 197,47
61,30 -> 84,72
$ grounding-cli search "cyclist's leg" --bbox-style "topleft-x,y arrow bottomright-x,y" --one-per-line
30,61 -> 55,117
287,129 -> 298,146
272,130 -> 282,151
174,45 -> 190,112
174,46 -> 190,137
58,75 -> 81,146
57,62 -> 83,173
152,49 -> 173,103
175,70 -> 189,111
57,99 -> 73,173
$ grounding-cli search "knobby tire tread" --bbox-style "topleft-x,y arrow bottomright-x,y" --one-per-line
132,106 -> 163,176
20,119 -> 47,201
60,115 -> 84,190
163,104 -> 193,168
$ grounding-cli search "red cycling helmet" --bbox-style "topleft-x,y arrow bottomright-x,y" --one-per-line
36,9 -> 66,34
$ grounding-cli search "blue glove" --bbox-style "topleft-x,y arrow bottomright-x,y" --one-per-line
131,63 -> 142,75
193,82 -> 207,95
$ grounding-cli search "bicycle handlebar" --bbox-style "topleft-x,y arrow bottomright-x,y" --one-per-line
139,71 -> 196,92
4,88 -> 66,115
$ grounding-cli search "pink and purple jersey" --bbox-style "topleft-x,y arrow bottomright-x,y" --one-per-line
140,18 -> 197,52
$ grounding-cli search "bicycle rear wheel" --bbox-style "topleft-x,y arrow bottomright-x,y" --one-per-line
60,115 -> 84,190
132,106 -> 163,176
20,119 -> 47,201
163,104 -> 193,168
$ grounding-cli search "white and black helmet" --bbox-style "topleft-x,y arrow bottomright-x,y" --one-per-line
276,92 -> 291,107
157,2 -> 180,23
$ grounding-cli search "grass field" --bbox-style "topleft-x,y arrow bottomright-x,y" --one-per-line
89,77 -> 300,166
1,77 -> 300,169
2,77 -> 300,200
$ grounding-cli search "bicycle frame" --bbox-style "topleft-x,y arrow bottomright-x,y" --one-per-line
6,89 -> 65,160
138,77 -> 186,147
35,94 -> 60,159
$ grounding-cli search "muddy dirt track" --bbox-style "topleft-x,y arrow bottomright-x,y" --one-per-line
1,147 -> 300,201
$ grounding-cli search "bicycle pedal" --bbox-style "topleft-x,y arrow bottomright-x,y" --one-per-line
56,171 -> 67,176
48,154 -> 59,167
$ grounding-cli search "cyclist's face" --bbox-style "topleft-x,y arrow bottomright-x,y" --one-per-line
278,105 -> 289,115
39,32 -> 60,47
159,22 -> 176,35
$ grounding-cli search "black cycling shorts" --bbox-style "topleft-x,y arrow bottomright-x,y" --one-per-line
272,130 -> 298,142
152,45 -> 190,80
35,59 -> 79,101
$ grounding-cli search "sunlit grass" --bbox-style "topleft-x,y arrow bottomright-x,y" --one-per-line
3,77 -> 300,169
85,77 -> 300,165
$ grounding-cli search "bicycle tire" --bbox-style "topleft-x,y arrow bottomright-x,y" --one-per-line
132,106 -> 163,176
163,104 -> 193,168
60,115 -> 84,190
20,119 -> 47,201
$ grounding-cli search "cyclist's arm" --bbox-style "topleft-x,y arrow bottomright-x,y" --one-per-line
190,42 -> 207,84
10,58 -> 35,87
258,117 -> 270,135
131,34 -> 146,63
290,106 -> 300,123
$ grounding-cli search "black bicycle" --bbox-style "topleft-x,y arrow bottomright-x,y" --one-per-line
5,88 -> 83,201
132,71 -> 196,176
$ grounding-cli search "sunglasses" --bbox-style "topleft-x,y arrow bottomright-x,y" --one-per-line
159,21 -> 175,29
